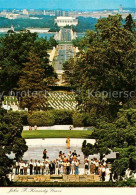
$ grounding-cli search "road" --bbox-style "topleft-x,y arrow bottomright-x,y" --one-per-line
54,44 -> 74,72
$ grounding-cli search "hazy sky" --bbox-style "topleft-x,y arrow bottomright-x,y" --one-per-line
0,0 -> 135,10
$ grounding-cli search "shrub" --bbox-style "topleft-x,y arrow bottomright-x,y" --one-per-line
72,112 -> 96,127
28,111 -> 55,126
6,111 -> 28,125
50,109 -> 73,125
72,113 -> 85,127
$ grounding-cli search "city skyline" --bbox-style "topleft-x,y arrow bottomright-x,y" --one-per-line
0,0 -> 135,10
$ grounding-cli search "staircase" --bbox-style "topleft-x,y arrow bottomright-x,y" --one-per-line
14,174 -> 100,183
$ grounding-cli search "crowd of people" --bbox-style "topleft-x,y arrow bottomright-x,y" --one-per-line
14,149 -> 109,181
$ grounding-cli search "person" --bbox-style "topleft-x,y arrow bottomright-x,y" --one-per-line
29,126 -> 32,131
90,161 -> 94,174
71,160 -> 75,175
69,126 -> 72,130
37,160 -> 41,174
68,151 -> 72,160
72,150 -> 77,156
75,160 -> 79,175
49,161 -> 53,175
55,161 -> 59,175
59,151 -> 62,156
66,161 -> 71,175
63,161 -> 67,175
77,155 -> 81,164
45,162 -> 49,175
43,149 -> 47,160
66,137 -> 70,149
46,157 -> 49,163
84,160 -> 89,175
101,166 -> 106,181
34,160 -> 37,174
109,168 -> 113,182
29,159 -> 33,175
59,160 -> 63,175
41,161 -> 45,175
23,162 -> 28,175
95,160 -> 99,175
34,125 -> 37,130
15,161 -> 20,175
52,161 -> 56,174
63,156 -> 67,163
20,160 -> 24,175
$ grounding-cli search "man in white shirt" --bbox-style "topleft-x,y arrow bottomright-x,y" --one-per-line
40,161 -> 45,175
19,161 -> 24,175
37,160 -> 41,174
15,161 -> 20,175
45,162 -> 49,175
33,160 -> 37,174
23,162 -> 28,175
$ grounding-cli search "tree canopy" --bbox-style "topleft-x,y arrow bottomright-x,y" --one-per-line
0,31 -> 57,94
82,108 -> 136,179
64,14 -> 136,118
0,108 -> 28,186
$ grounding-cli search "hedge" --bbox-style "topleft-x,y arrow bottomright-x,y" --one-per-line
28,111 -> 55,126
72,113 -> 96,127
7,110 -> 98,127
7,111 -> 28,126
50,109 -> 73,125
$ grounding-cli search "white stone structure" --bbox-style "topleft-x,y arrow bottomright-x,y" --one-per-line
55,16 -> 78,27
26,28 -> 50,33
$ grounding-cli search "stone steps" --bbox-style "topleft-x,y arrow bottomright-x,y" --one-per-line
14,174 -> 100,183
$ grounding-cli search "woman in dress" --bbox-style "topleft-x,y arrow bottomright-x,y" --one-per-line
74,160 -> 79,175
66,137 -> 70,149
43,149 -> 47,160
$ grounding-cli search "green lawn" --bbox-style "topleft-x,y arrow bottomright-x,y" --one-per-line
22,130 -> 92,139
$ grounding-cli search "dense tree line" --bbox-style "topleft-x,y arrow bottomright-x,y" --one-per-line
82,108 -> 136,181
0,106 -> 28,186
64,14 -> 136,119
0,31 -> 57,111
0,16 -> 97,32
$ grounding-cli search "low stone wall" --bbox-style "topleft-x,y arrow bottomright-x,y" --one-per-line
14,174 -> 100,183
23,125 -> 93,131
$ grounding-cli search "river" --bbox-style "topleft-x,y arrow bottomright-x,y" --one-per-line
0,32 -> 85,40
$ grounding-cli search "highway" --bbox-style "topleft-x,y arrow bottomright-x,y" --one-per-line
54,44 -> 74,72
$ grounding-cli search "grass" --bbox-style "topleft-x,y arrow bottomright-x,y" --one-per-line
22,130 -> 92,139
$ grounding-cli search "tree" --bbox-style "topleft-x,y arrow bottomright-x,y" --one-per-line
18,50 -> 49,111
82,108 -> 136,180
0,31 -> 38,93
64,14 -> 136,118
0,31 -> 57,93
124,14 -> 135,33
48,36 -> 58,48
0,108 -> 28,186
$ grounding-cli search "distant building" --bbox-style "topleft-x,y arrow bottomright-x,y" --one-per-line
55,16 -> 78,27
0,25 -> 14,33
5,13 -> 29,19
22,9 -> 29,15
55,10 -> 69,17
26,28 -> 50,33
119,5 -> 123,12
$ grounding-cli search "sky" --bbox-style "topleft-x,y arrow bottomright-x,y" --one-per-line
0,0 -> 135,10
